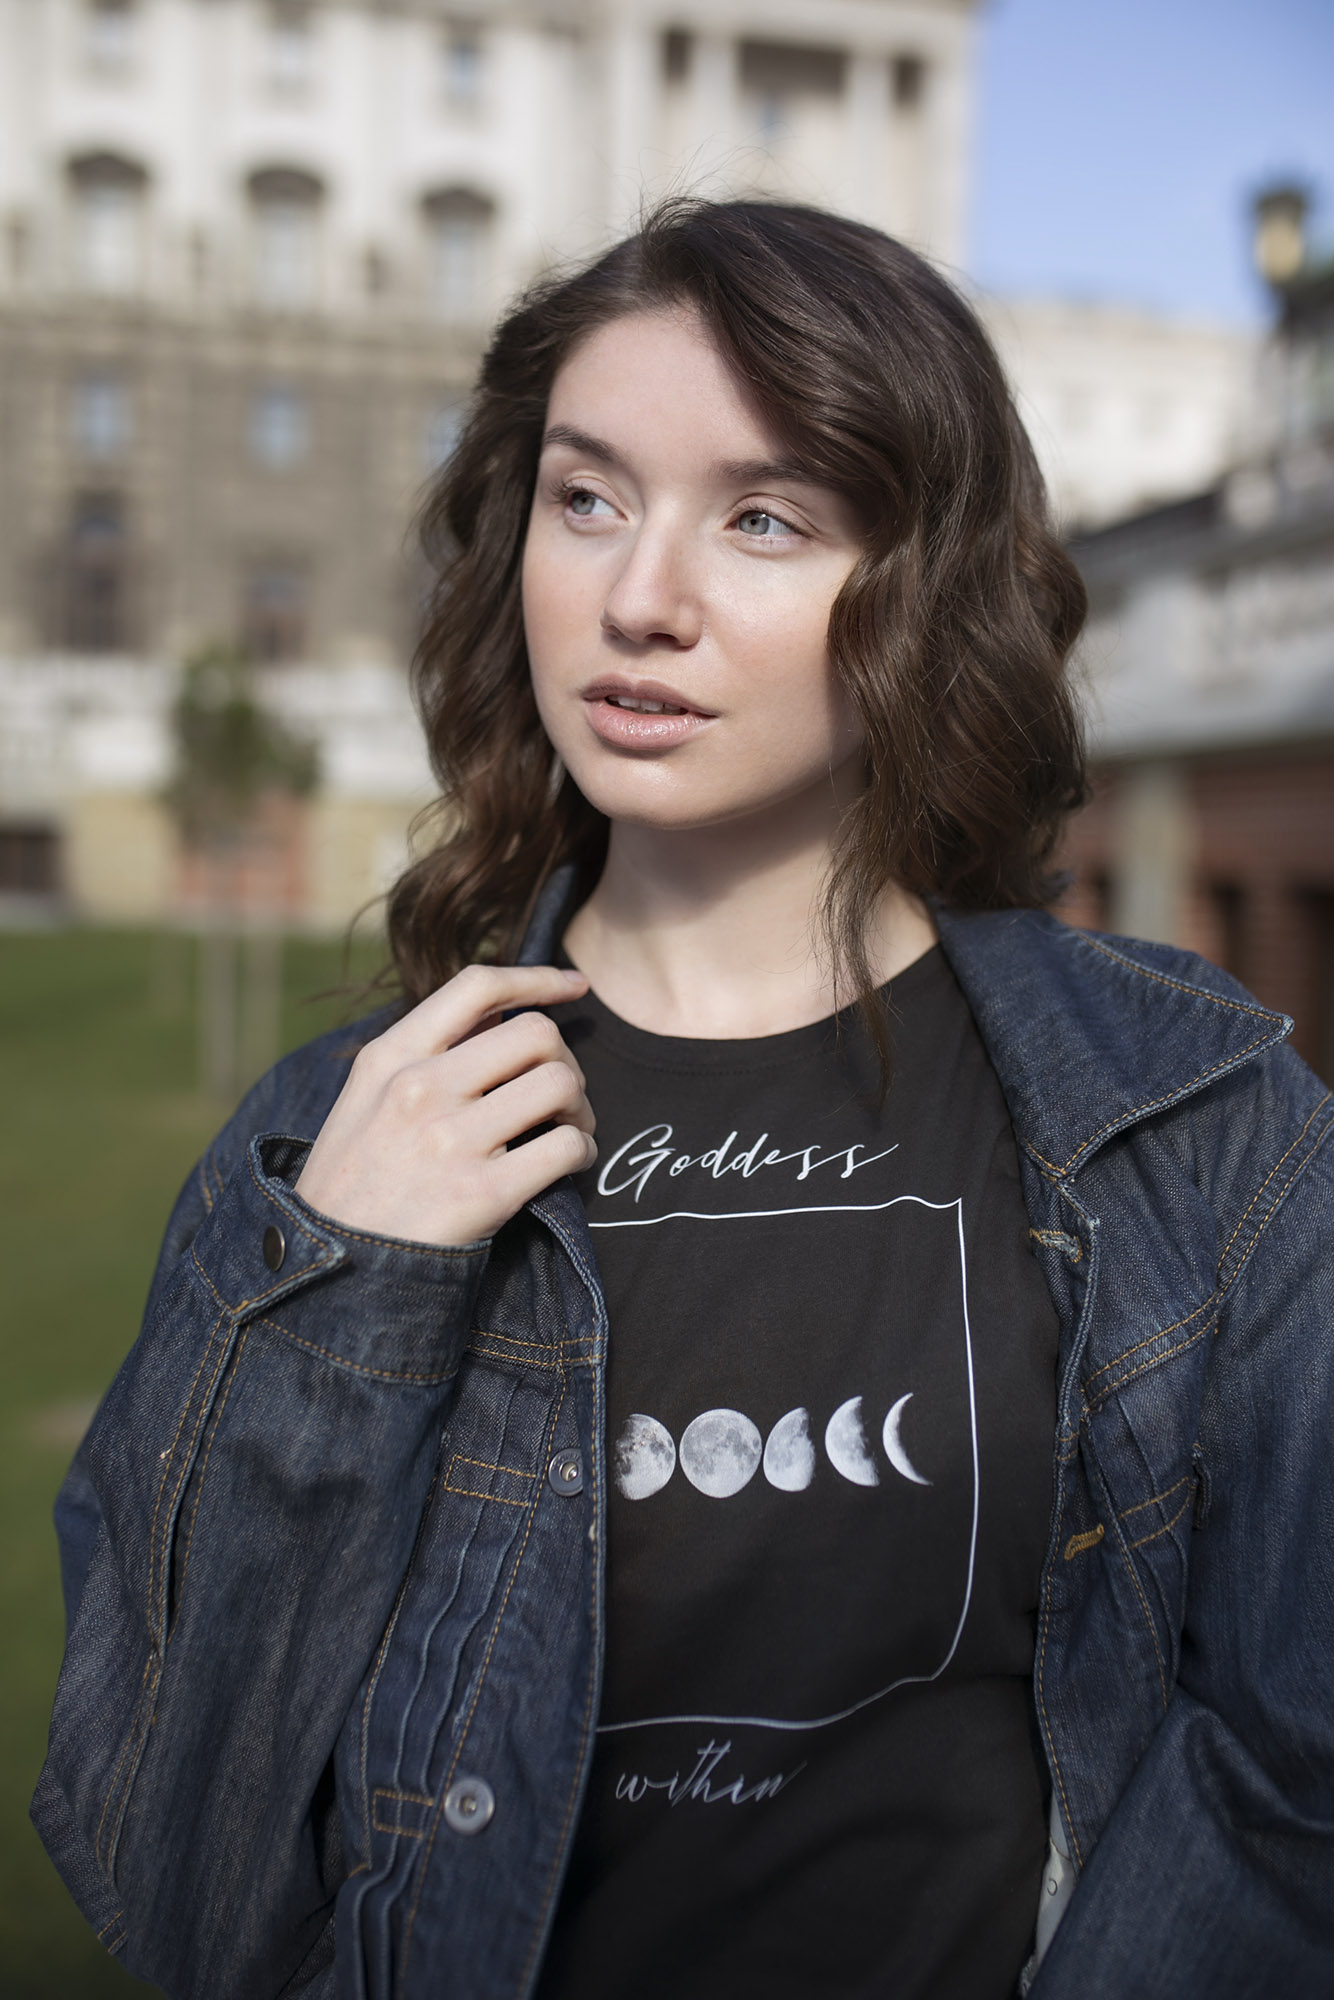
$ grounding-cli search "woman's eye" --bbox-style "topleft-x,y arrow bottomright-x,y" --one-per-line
565,487 -> 613,519
736,509 -> 795,539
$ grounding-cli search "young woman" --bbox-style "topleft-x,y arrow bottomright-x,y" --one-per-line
35,201 -> 1334,2000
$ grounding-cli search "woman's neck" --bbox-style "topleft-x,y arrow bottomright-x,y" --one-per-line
562,806 -> 936,1041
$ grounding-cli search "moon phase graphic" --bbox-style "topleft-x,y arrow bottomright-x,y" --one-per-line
882,1393 -> 931,1487
824,1396 -> 880,1486
613,1413 -> 677,1500
679,1409 -> 763,1498
762,1407 -> 816,1491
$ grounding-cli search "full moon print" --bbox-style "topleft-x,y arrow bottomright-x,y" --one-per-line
679,1409 -> 763,1498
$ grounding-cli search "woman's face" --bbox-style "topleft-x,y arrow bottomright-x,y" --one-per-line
522,309 -> 866,835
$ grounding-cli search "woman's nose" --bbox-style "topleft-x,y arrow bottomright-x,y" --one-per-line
600,525 -> 703,650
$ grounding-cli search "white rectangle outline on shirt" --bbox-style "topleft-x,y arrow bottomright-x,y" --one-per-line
591,1195 -> 980,1736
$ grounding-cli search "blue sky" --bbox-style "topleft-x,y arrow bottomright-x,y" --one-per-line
970,0 -> 1334,322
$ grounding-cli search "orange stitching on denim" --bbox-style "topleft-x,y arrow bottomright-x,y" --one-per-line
95,1648 -> 157,1869
1220,1140 -> 1334,1296
1113,1525 -> 1168,1709
247,1314 -> 460,1386
441,1485 -> 529,1508
469,1330 -> 563,1352
1086,1327 -> 1208,1410
1063,1524 -> 1104,1560
99,1305 -> 229,1865
1025,1030 -> 1278,1180
1079,934 -> 1277,1018
96,1911 -> 125,1941
197,1156 -> 215,1215
404,1376 -> 570,1956
1216,1094 -> 1332,1274
174,1330 -> 249,1613
357,1457 -> 443,1860
1128,1491 -> 1193,1550
1088,1296 -> 1224,1392
103,1928 -> 127,1955
149,1316 -> 233,1637
447,1455 -> 536,1480
371,1787 -> 435,1838
1119,1474 -> 1191,1522
246,1150 -> 482,1260
1029,1228 -> 1083,1262
469,1341 -> 594,1373
1080,1100 -> 1332,1406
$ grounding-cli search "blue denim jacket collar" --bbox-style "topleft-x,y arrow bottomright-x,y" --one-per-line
519,863 -> 1292,1182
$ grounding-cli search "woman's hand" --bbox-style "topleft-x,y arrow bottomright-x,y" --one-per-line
293,963 -> 596,1248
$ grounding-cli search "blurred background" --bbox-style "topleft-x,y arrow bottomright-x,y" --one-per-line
1,0 -> 1331,1990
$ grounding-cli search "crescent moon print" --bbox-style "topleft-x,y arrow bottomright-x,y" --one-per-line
824,1396 -> 880,1486
679,1409 -> 763,1498
882,1394 -> 931,1487
763,1407 -> 816,1491
614,1413 -> 677,1500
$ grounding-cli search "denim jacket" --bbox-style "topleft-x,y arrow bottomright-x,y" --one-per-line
33,876 -> 1334,2000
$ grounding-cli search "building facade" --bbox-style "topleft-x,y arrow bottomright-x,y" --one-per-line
0,0 -> 1262,932
1060,201 -> 1334,1080
0,0 -> 980,923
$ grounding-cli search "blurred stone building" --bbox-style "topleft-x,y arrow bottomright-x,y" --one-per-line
0,0 -> 1256,929
1061,191 -> 1334,1080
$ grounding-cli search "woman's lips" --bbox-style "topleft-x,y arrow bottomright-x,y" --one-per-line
581,687 -> 715,749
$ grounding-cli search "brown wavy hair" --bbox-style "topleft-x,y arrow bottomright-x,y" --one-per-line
389,197 -> 1087,1019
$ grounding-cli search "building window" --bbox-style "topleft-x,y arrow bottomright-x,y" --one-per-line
71,374 -> 133,461
0,824 -> 61,896
243,564 -> 308,662
423,398 -> 464,473
69,153 -> 148,295
249,384 -> 309,469
440,24 -> 483,106
662,28 -> 691,84
248,166 -> 323,309
7,215 -> 30,285
63,493 -> 129,652
422,187 -> 493,321
265,1 -> 314,93
892,54 -> 925,109
738,41 -> 846,145
85,0 -> 135,74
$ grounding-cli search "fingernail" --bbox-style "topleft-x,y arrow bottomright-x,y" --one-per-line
562,967 -> 586,982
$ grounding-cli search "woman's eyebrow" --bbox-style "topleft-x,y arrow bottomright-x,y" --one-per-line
712,456 -> 821,488
542,426 -> 819,493
541,423 -> 621,466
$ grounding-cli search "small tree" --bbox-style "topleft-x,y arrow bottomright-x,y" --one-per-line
164,644 -> 319,1102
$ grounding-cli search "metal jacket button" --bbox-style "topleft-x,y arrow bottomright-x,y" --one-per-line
443,1777 -> 495,1835
548,1449 -> 583,1496
263,1223 -> 286,1272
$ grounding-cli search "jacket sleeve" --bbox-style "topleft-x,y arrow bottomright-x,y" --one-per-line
1033,1068 -> 1334,1997
31,1053 -> 491,1999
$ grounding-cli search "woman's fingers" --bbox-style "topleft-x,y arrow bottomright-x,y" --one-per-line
487,1121 -> 598,1218
469,1058 -> 595,1156
377,962 -> 588,1064
294,960 -> 596,1248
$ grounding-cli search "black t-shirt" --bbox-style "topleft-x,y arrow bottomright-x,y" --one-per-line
538,945 -> 1058,2000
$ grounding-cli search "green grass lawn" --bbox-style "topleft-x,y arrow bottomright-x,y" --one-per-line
0,926 -> 386,1998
